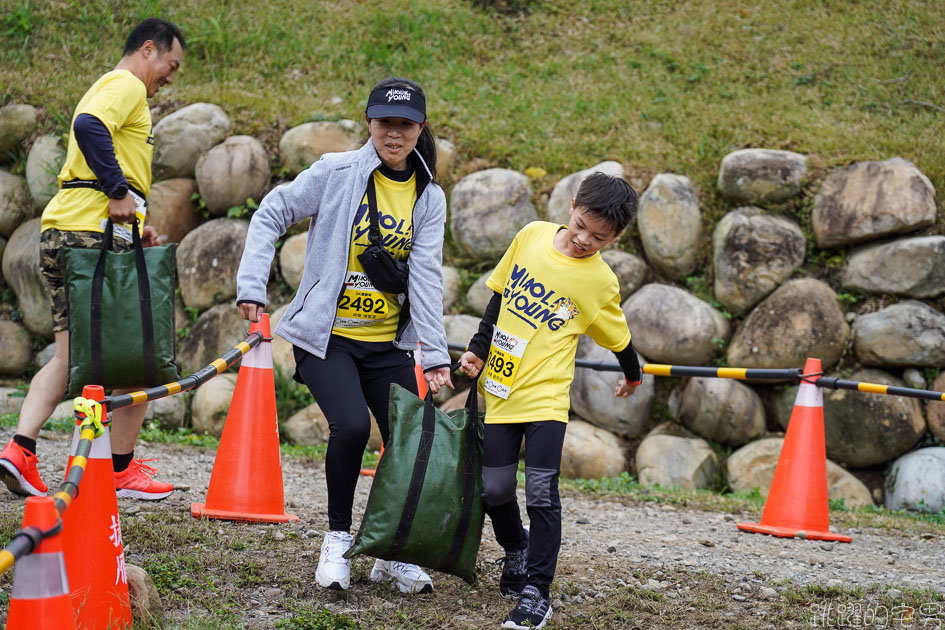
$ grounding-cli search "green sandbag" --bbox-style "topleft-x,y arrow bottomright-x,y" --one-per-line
62,221 -> 180,397
346,382 -> 484,585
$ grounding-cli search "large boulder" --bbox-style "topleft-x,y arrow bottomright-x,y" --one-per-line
717,149 -> 807,204
560,419 -> 625,479
176,304 -> 248,375
669,377 -> 765,446
2,218 -> 52,337
152,103 -> 231,179
0,104 -> 38,157
177,219 -> 249,311
279,233 -> 307,290
435,138 -> 458,179
725,438 -> 873,507
600,249 -> 646,301
635,423 -> 717,490
0,319 -> 33,376
884,447 -> 945,514
441,265 -> 461,313
852,301 -> 945,367
146,178 -> 200,244
149,394 -> 188,431
622,283 -> 730,365
712,207 -> 805,316
726,279 -> 849,369
774,369 -> 925,468
450,169 -> 537,256
25,134 -> 65,209
928,372 -> 945,443
195,136 -> 270,215
812,158 -> 936,248
0,169 -> 31,238
465,269 -> 495,317
546,161 -> 624,225
190,372 -> 237,437
570,336 -> 653,438
282,402 -> 329,446
841,236 -> 945,299
443,315 -> 480,359
278,121 -> 361,177
637,173 -> 701,280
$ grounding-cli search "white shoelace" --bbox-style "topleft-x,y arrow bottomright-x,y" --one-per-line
323,533 -> 352,564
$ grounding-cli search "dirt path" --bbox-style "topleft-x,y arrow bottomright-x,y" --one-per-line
2,428 -> 944,629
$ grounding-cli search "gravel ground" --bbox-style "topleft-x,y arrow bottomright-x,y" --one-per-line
2,427 -> 944,629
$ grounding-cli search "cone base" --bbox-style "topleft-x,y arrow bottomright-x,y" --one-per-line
190,502 -> 299,523
7,594 -> 75,630
737,521 -> 852,543
359,467 -> 376,477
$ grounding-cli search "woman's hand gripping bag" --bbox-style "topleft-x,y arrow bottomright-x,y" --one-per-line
345,382 -> 484,584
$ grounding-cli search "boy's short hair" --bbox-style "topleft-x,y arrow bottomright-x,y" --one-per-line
123,18 -> 186,56
574,172 -> 639,234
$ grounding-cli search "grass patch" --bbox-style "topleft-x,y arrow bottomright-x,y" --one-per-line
1,0 -> 941,233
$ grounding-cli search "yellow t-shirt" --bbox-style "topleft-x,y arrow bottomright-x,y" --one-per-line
479,221 -> 631,424
41,69 -> 152,233
332,170 -> 416,341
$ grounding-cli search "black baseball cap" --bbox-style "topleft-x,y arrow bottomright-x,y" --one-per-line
366,86 -> 426,123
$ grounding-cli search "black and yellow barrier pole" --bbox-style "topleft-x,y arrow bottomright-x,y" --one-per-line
106,330 -> 263,412
813,376 -> 945,402
446,343 -> 800,379
446,344 -> 945,401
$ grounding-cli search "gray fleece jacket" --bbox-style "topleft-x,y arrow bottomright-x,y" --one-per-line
236,140 -> 450,371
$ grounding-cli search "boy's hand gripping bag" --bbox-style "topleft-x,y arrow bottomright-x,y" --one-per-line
345,381 -> 485,584
61,219 -> 180,397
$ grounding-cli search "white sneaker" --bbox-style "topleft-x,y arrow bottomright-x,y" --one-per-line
315,531 -> 353,590
370,559 -> 434,594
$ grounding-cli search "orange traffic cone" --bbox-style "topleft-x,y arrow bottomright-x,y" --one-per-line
191,314 -> 298,523
360,344 -> 427,477
60,384 -> 133,629
6,496 -> 75,629
737,358 -> 852,542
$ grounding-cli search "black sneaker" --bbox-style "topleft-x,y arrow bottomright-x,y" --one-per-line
497,529 -> 529,599
501,584 -> 552,629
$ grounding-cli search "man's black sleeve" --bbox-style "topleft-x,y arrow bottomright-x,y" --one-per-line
466,291 -> 501,360
614,341 -> 643,385
73,113 -> 128,198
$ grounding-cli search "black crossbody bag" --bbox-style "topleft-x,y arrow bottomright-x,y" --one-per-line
357,175 -> 410,294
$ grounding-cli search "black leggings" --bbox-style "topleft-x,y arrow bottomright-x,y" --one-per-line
293,335 -> 418,532
481,421 -> 567,598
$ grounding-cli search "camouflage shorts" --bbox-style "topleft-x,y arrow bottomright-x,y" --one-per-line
39,229 -> 133,332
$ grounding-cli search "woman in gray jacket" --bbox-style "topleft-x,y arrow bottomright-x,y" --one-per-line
237,77 -> 453,594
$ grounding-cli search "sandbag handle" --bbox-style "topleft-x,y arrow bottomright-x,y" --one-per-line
388,386 -> 438,557
90,220 -> 157,388
442,363 -> 482,573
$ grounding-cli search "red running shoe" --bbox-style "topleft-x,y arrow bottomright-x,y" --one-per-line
114,458 -> 174,500
0,439 -> 48,497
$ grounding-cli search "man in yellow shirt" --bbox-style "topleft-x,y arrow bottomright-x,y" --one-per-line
0,19 -> 185,500
460,173 -> 642,629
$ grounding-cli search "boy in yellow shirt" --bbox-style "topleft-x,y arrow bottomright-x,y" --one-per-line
459,172 -> 642,630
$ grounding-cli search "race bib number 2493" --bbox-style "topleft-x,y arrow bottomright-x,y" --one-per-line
483,327 -> 528,400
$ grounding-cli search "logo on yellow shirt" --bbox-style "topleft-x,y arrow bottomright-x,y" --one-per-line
501,264 -> 578,331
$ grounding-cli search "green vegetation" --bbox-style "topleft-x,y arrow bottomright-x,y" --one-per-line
1,0 -> 941,229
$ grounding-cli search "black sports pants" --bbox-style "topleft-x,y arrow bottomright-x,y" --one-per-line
481,420 -> 567,599
293,335 -> 418,532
